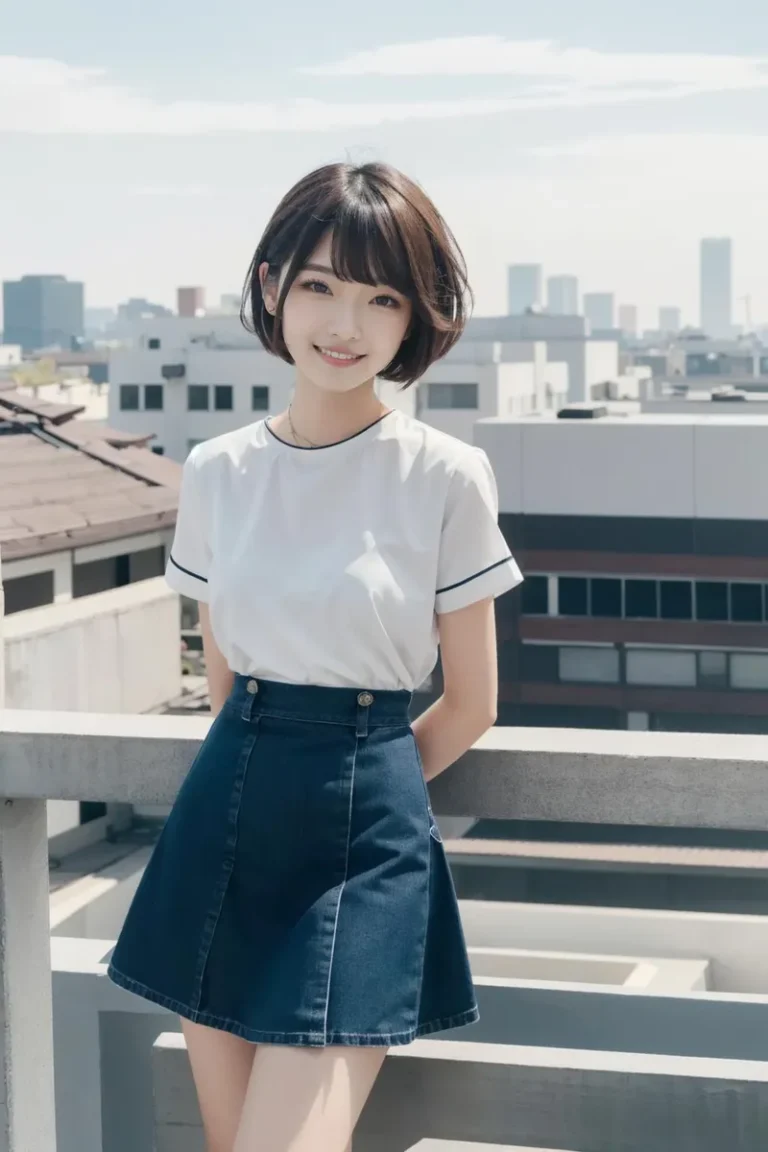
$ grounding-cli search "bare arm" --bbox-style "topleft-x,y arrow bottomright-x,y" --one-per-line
199,603 -> 235,717
410,597 -> 498,783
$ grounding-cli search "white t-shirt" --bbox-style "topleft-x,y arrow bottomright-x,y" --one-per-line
165,409 -> 523,691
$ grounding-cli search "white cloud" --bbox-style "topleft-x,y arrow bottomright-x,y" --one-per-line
4,41 -> 768,136
305,36 -> 768,103
0,55 -> 524,134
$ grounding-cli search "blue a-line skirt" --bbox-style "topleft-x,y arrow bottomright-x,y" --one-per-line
107,674 -> 479,1047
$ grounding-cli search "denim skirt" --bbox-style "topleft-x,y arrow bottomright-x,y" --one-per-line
107,674 -> 479,1047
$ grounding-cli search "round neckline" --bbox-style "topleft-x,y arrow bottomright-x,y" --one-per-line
264,409 -> 396,452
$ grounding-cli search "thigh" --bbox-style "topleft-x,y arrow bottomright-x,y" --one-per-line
181,1018 -> 257,1152
234,1043 -> 388,1152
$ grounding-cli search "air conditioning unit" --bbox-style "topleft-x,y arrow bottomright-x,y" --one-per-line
161,363 -> 186,380
557,403 -> 609,420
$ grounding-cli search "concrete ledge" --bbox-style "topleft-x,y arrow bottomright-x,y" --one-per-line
2,717 -> 768,829
152,1032 -> 768,1152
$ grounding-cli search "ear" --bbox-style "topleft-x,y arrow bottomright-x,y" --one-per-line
258,261 -> 278,316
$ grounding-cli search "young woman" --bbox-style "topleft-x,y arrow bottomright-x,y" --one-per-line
107,161 -> 523,1152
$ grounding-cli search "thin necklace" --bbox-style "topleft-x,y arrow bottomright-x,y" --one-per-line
287,403 -> 319,448
286,403 -> 393,449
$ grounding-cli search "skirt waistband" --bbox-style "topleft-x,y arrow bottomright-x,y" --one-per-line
229,674 -> 413,728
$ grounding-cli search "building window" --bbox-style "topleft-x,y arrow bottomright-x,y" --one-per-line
3,571 -> 54,614
521,576 -> 548,615
144,384 -> 164,411
188,385 -> 209,411
591,578 -> 622,618
731,653 -> 768,690
698,650 -> 728,688
696,581 -> 728,622
148,338 -> 161,350
427,382 -> 479,410
215,384 -> 233,411
626,649 -> 697,687
559,646 -> 620,684
731,583 -> 763,623
151,445 -> 165,455
625,579 -> 658,619
520,643 -> 558,681
559,577 -> 588,616
252,386 -> 270,411
659,581 -> 692,620
119,384 -> 140,411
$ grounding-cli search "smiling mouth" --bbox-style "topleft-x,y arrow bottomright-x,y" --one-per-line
314,345 -> 365,363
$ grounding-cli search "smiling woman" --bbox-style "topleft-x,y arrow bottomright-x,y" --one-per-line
107,159 -> 523,1152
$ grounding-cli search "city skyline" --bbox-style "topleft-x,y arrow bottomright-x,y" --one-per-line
3,2 -> 768,324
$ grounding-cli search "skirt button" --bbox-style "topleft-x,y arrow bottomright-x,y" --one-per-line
246,679 -> 259,694
357,691 -> 374,707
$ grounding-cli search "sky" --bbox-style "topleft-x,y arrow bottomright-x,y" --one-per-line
3,0 -> 768,330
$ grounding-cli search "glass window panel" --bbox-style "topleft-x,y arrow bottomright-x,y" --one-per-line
625,579 -> 658,619
559,647 -> 620,684
626,649 -> 697,687
559,577 -> 588,616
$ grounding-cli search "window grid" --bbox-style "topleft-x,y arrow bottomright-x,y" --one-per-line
534,575 -> 767,625
550,642 -> 764,691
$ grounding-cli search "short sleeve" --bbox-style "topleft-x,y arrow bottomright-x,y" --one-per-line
165,448 -> 211,602
435,448 -> 523,614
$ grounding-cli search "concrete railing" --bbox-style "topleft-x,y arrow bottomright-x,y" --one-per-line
2,713 -> 768,1148
153,1031 -> 768,1152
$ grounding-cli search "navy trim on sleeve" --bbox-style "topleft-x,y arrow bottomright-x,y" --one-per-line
169,555 -> 208,584
436,555 -> 514,595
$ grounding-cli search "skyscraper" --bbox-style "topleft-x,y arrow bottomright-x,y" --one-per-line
658,307 -> 681,334
547,275 -> 579,315
583,292 -> 615,331
700,238 -> 732,339
618,305 -> 638,337
2,275 -> 84,352
507,265 -> 543,314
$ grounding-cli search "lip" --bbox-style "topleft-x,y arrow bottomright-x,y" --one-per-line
314,345 -> 366,367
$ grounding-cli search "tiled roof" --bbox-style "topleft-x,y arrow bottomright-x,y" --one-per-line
0,390 -> 181,561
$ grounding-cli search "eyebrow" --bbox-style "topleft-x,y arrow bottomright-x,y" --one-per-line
301,262 -> 336,275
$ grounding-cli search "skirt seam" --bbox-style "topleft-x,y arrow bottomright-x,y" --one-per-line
322,730 -> 358,1035
106,962 -> 478,1046
189,725 -> 258,1013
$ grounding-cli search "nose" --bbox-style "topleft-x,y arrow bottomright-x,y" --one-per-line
327,300 -> 362,343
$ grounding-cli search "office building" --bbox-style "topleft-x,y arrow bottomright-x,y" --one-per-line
700,238 -> 733,339
2,275 -> 84,352
417,340 -> 568,443
466,312 -> 619,405
177,287 -> 205,318
583,293 -> 615,332
659,307 -> 681,334
478,411 -> 768,734
618,305 -> 638,337
547,275 -> 579,316
507,265 -> 543,315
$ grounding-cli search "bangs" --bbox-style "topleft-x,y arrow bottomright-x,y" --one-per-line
327,205 -> 414,297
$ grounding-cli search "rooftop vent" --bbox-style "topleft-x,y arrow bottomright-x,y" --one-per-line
556,403 -> 609,420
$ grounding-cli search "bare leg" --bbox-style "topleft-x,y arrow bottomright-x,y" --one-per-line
233,1044 -> 387,1152
181,1018 -> 256,1152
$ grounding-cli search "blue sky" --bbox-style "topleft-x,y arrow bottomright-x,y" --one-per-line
3,0 -> 768,328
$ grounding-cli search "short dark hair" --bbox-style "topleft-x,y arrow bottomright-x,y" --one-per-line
240,162 -> 472,386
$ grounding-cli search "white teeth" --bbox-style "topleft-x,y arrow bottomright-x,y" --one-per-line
318,347 -> 360,361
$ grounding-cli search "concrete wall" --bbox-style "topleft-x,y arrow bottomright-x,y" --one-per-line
3,579 -> 181,837
474,413 -> 768,520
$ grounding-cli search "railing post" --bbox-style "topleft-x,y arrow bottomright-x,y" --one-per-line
0,545 -> 58,1151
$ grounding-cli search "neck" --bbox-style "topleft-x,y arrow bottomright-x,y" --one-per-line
286,375 -> 388,447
